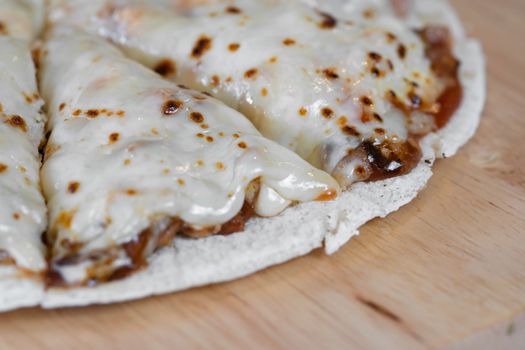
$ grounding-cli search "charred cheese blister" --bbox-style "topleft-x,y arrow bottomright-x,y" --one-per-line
55,0 -> 461,188
39,28 -> 338,286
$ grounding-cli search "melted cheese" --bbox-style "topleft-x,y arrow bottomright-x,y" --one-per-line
0,37 -> 47,272
39,28 -> 338,283
0,0 -> 44,40
52,0 -> 445,187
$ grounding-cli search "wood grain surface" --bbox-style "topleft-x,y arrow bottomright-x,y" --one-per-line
1,1 -> 524,349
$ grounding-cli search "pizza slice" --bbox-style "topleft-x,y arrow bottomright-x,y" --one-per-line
39,27 -> 338,287
63,0 -> 464,188
0,38 -> 47,312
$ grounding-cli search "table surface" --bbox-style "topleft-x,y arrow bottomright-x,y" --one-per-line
1,1 -> 525,349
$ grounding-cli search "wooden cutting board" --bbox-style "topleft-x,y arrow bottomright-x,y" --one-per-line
1,1 -> 524,349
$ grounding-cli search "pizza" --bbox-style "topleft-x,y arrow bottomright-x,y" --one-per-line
0,0 -> 485,311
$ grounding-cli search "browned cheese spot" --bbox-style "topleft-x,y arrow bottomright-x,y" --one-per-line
361,113 -> 371,123
200,123 -> 209,129
321,107 -> 334,119
0,21 -> 7,35
375,128 -> 386,135
244,68 -> 258,79
55,209 -> 76,229
225,6 -> 241,14
162,100 -> 183,115
283,38 -> 296,46
228,43 -> 240,52
72,109 -> 81,117
211,75 -> 220,86
232,133 -> 240,139
261,87 -> 268,96
318,11 -> 337,29
116,110 -> 126,117
189,112 -> 204,123
12,212 -> 20,220
0,164 -> 7,173
206,136 -> 214,143
298,107 -> 308,116
177,179 -> 185,186
24,93 -> 33,104
371,67 -> 382,77
363,8 -> 375,19
86,109 -> 100,118
322,68 -> 339,80
59,103 -> 66,111
373,113 -> 384,123
126,189 -> 137,196
386,32 -> 397,43
397,43 -> 407,59
238,141 -> 247,149
191,35 -> 213,59
360,96 -> 374,106
154,59 -> 176,77
215,162 -> 225,170
341,125 -> 360,136
268,56 -> 278,64
109,132 -> 120,144
355,165 -> 367,178
67,181 -> 80,194
124,159 -> 131,166
368,52 -> 382,61
5,115 -> 27,132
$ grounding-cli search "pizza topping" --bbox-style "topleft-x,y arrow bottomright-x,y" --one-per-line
39,29 -> 338,286
191,35 -> 212,59
4,115 -> 27,132
162,100 -> 183,115
318,11 -> 337,29
67,181 -> 80,194
81,0 -> 463,189
154,58 -> 177,77
228,43 -> 240,52
0,37 -> 47,272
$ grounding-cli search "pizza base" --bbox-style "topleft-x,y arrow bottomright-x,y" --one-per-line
0,1 -> 486,312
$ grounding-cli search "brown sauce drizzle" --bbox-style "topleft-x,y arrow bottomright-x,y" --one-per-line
418,26 -> 463,129
46,201 -> 259,287
361,139 -> 421,181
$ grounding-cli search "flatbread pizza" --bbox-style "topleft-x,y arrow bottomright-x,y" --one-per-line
0,0 -> 485,311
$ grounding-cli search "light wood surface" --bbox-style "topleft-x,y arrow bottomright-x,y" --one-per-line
1,1 -> 524,349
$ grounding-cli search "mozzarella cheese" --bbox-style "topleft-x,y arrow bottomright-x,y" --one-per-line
0,37 -> 47,272
52,0 -> 446,187
39,28 -> 338,284
0,0 -> 44,40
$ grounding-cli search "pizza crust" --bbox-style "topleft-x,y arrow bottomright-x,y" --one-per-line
0,1 -> 486,311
